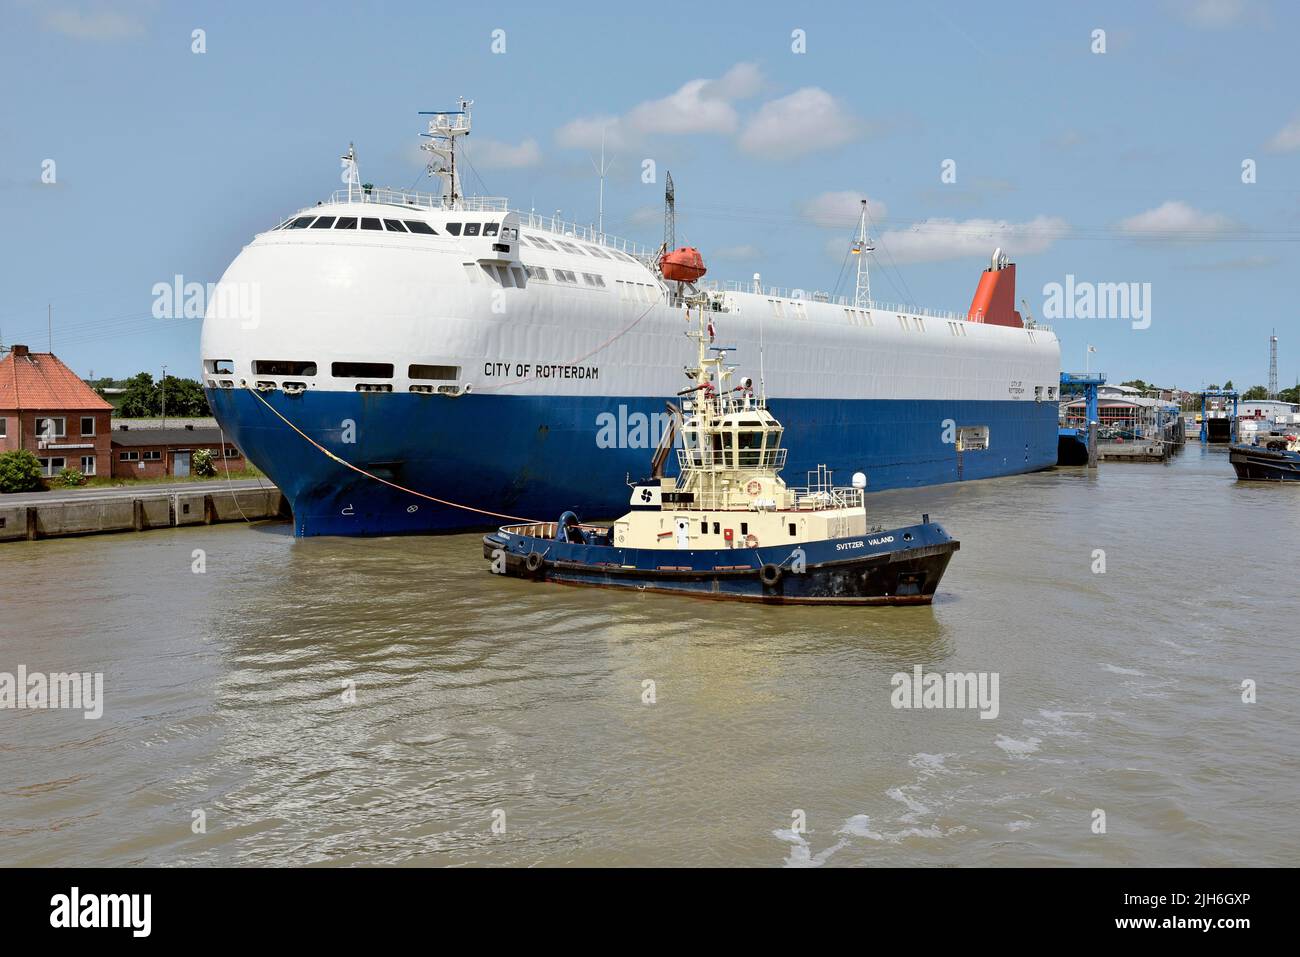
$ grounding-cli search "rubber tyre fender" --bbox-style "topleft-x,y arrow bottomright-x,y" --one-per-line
759,563 -> 783,587
524,551 -> 545,574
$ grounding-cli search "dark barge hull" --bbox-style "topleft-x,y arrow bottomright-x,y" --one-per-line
1229,445 -> 1300,481
483,521 -> 959,605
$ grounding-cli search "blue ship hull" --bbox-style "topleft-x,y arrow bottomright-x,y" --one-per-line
206,388 -> 1059,536
1229,443 -> 1300,481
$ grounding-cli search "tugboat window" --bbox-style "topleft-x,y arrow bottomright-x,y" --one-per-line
463,222 -> 481,236
310,216 -> 336,229
738,431 -> 763,467
334,217 -> 358,229
789,523 -> 797,536
404,220 -> 437,234
360,218 -> 383,230
383,219 -> 408,232
288,216 -> 315,229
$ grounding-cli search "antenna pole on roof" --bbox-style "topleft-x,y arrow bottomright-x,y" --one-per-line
48,304 -> 52,352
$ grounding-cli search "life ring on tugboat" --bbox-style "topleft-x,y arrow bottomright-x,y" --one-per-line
759,563 -> 783,587
745,479 -> 762,496
524,551 -> 545,574
744,533 -> 759,548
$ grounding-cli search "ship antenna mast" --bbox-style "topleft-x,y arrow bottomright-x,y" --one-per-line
591,127 -> 614,239
661,171 -> 675,262
852,199 -> 875,308
419,97 -> 473,208
341,143 -> 359,203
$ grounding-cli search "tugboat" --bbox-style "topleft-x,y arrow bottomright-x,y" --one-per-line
1229,433 -> 1300,482
482,302 -> 960,604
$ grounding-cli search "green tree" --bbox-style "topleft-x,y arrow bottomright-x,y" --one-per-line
161,376 -> 211,417
0,449 -> 44,493
1279,385 -> 1300,404
119,372 -> 159,417
1120,379 -> 1151,391
1224,379 -> 1234,390
1242,385 -> 1270,400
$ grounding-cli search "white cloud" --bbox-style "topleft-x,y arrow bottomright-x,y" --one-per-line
468,137 -> 542,169
1118,200 -> 1236,239
42,8 -> 143,40
800,191 -> 888,228
738,88 -> 862,158
1266,116 -> 1300,153
556,63 -> 762,150
870,216 -> 1069,265
711,244 -> 764,261
555,115 -> 631,152
1176,0 -> 1252,28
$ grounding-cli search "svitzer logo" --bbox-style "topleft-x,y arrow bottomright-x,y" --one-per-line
50,887 -> 151,937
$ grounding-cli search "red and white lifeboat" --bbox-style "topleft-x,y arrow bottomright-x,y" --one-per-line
660,246 -> 707,283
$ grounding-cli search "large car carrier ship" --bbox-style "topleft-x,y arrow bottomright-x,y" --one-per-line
200,102 -> 1061,536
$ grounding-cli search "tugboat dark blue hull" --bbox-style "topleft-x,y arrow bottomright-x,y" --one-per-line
1229,444 -> 1300,481
483,520 -> 959,605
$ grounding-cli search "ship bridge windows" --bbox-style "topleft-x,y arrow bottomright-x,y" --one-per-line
310,216 -> 337,229
383,219 -> 408,232
255,360 -> 318,376
205,359 -> 235,375
360,217 -> 383,231
334,216 -> 359,229
525,265 -> 550,280
584,245 -> 611,259
527,235 -> 556,250
737,431 -> 764,468
332,361 -> 394,378
403,220 -> 437,234
483,222 -> 499,236
288,216 -> 316,229
554,269 -> 578,284
445,223 -> 462,236
463,222 -> 481,236
582,273 -> 606,287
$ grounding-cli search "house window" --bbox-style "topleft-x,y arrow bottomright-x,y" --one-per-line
225,447 -> 239,458
0,417 -> 6,438
35,416 -> 66,438
142,450 -> 162,461
120,451 -> 140,461
81,416 -> 96,436
38,456 -> 66,476
81,455 -> 96,476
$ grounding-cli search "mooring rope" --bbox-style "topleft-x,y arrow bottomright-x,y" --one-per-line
243,386 -> 541,524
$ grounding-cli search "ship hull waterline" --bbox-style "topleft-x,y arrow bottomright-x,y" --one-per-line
206,388 -> 1058,537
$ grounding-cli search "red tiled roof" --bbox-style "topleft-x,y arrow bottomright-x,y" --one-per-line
0,349 -> 113,412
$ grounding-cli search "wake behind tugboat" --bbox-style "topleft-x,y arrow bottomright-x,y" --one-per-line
483,300 -> 959,604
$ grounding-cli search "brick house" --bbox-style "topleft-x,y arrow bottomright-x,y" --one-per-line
0,345 -> 113,479
111,426 -> 245,479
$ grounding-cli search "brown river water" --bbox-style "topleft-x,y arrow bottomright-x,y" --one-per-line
2,444 -> 1297,867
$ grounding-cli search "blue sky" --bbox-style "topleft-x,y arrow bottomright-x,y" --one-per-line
2,0 -> 1297,390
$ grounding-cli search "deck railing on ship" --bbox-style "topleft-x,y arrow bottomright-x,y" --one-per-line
676,448 -> 788,472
